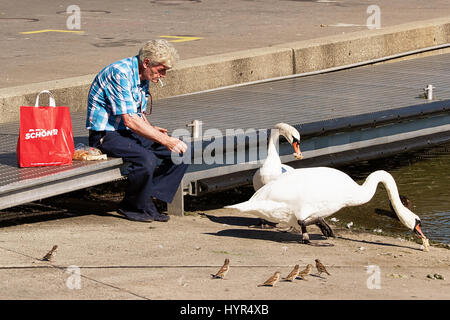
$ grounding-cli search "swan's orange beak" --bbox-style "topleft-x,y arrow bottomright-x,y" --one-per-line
414,220 -> 426,239
292,141 -> 303,160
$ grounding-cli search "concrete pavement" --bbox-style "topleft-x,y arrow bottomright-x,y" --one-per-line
0,204 -> 449,300
1,0 -> 450,88
1,1 -> 450,124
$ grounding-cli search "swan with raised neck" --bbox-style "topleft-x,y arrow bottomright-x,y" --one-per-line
252,123 -> 301,191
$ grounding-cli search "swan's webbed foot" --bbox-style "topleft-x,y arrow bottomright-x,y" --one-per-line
277,226 -> 294,233
298,220 -> 311,244
301,238 -> 312,245
298,219 -> 335,246
276,225 -> 301,233
249,218 -> 277,229
316,218 -> 335,238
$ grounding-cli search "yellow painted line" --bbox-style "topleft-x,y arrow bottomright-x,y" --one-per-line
20,29 -> 84,35
160,35 -> 203,43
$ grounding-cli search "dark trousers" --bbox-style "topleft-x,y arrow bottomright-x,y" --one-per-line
89,130 -> 188,212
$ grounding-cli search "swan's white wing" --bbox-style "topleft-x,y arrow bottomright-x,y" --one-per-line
226,199 -> 288,214
250,167 -> 362,220
253,164 -> 294,191
253,167 -> 359,200
226,200 -> 292,224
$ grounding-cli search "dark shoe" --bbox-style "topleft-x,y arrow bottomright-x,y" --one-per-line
117,208 -> 153,223
149,211 -> 170,222
146,200 -> 170,222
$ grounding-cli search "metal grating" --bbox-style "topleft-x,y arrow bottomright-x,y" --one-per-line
149,53 -> 450,132
0,133 -> 120,195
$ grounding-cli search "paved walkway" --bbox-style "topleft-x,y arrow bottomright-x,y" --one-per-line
1,0 -> 450,87
0,201 -> 448,301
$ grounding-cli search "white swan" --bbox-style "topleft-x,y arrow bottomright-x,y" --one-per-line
227,167 -> 427,246
252,123 -> 302,191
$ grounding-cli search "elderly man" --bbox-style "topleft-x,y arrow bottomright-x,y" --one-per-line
86,40 -> 188,222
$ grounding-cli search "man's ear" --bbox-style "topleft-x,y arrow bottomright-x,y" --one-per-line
142,58 -> 151,69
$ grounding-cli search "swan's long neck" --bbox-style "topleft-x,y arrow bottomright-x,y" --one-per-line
356,170 -> 400,205
265,129 -> 282,167
356,170 -> 411,222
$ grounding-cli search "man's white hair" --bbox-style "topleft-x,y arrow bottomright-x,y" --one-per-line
138,39 -> 179,69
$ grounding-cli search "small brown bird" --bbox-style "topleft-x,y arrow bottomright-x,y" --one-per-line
211,258 -> 230,279
258,271 -> 281,287
315,259 -> 330,276
41,245 -> 58,262
282,265 -> 300,282
297,264 -> 313,280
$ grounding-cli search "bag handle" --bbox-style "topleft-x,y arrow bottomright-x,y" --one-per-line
35,90 -> 56,107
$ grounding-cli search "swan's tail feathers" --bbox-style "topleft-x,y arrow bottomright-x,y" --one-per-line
225,201 -> 252,212
225,200 -> 290,216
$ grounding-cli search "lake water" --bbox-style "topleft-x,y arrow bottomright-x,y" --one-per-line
335,141 -> 450,245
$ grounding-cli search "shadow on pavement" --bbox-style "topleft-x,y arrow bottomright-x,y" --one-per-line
205,228 -> 326,244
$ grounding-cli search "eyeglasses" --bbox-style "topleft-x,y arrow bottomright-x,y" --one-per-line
147,62 -> 168,74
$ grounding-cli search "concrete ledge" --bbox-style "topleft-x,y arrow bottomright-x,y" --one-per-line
149,46 -> 294,99
279,17 -> 450,73
1,16 -> 449,124
0,75 -> 95,124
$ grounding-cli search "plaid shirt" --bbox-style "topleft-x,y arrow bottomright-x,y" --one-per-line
86,55 -> 149,131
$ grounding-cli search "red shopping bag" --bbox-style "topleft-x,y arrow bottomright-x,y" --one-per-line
17,90 -> 75,167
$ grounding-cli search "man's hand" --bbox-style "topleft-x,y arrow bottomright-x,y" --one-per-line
165,136 -> 188,154
122,113 -> 187,154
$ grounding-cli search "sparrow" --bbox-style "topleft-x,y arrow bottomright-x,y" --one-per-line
211,258 -> 230,279
41,245 -> 58,262
282,265 -> 300,282
315,259 -> 331,276
297,264 -> 313,280
258,271 -> 281,287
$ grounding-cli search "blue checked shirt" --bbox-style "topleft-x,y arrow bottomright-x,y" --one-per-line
86,55 -> 150,131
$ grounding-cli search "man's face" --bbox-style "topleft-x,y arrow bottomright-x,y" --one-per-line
142,59 -> 168,83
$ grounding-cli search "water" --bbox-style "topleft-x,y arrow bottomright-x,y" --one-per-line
334,142 -> 450,245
